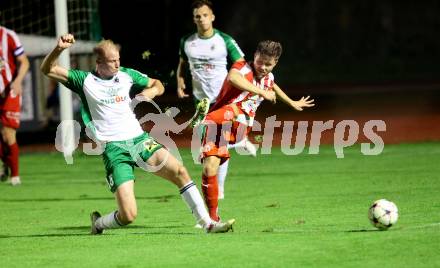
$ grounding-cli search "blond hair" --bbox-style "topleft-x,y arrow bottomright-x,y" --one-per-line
93,39 -> 120,62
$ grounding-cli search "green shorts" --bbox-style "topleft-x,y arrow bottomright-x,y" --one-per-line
102,133 -> 162,193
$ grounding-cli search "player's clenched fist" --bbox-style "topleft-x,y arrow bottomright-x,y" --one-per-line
57,34 -> 75,49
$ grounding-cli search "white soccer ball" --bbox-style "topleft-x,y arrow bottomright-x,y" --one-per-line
368,199 -> 398,230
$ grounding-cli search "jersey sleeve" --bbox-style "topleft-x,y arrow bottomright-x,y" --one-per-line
7,29 -> 24,57
217,30 -> 245,62
64,69 -> 88,94
122,67 -> 150,95
179,37 -> 187,61
179,34 -> 192,61
231,60 -> 247,73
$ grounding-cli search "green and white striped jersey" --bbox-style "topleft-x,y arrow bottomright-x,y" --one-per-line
179,29 -> 244,102
64,67 -> 149,141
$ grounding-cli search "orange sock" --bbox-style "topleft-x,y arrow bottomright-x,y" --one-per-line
201,174 -> 219,221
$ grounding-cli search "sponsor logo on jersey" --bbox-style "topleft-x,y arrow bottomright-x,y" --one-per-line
99,86 -> 127,104
100,95 -> 127,105
107,87 -> 122,97
194,63 -> 215,71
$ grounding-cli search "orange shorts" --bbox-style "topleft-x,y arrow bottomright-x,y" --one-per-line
0,90 -> 21,129
201,105 -> 250,162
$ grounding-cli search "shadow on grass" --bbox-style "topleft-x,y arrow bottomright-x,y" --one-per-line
260,228 -> 381,233
345,229 -> 381,233
0,194 -> 176,202
56,224 -> 186,231
130,232 -> 197,235
0,233 -> 102,239
0,228 -> 198,239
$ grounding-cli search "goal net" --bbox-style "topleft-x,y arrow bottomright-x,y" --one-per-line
0,0 -> 101,40
0,0 -> 101,132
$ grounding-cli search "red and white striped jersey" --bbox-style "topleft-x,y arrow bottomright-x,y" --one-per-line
0,26 -> 25,93
210,60 -> 275,125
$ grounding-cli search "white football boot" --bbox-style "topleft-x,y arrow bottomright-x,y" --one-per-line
206,219 -> 235,233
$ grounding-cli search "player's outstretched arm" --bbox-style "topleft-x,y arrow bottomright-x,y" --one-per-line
176,57 -> 189,98
40,34 -> 75,83
273,83 -> 315,111
228,70 -> 276,103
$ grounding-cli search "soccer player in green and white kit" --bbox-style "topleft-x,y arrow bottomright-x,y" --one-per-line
177,0 -> 256,201
41,34 -> 234,234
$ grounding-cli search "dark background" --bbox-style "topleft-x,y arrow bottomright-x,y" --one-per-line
98,0 -> 440,87
2,0 -> 439,86
97,0 -> 440,147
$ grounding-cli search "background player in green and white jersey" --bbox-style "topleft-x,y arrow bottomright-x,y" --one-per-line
176,0 -> 256,201
41,34 -> 234,234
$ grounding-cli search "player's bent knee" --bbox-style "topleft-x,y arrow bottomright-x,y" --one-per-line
176,165 -> 187,178
1,127 -> 17,145
202,156 -> 220,176
203,165 -> 217,177
176,165 -> 190,183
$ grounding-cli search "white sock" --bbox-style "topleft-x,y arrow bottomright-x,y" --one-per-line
228,137 -> 249,149
180,181 -> 212,227
95,211 -> 124,230
217,160 -> 229,197
227,139 -> 245,149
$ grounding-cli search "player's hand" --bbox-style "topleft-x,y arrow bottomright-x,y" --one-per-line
9,79 -> 23,96
263,91 -> 276,104
177,84 -> 189,98
291,96 -> 315,111
177,87 -> 189,98
57,34 -> 75,50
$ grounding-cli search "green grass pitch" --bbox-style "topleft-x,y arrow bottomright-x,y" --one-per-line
1,143 -> 439,267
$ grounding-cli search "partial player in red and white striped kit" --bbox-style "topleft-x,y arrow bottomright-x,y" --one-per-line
0,25 -> 30,186
200,40 -> 315,221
